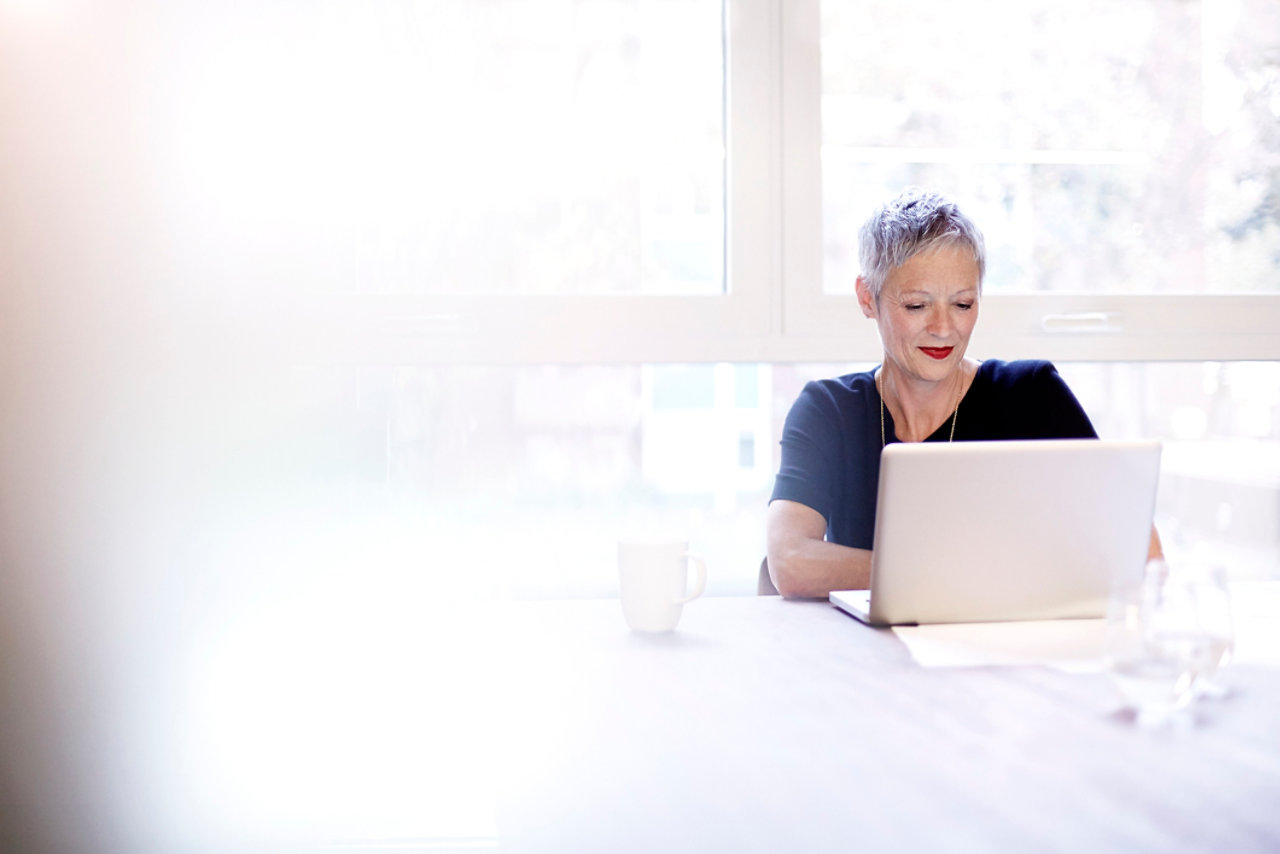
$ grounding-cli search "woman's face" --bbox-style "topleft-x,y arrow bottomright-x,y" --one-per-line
856,245 -> 981,386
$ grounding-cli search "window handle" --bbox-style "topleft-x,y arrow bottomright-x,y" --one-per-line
382,314 -> 463,335
1039,312 -> 1123,334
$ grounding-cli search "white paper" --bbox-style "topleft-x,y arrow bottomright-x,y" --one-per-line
893,619 -> 1109,673
892,581 -> 1280,671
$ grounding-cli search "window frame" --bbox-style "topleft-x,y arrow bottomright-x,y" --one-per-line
777,0 -> 1280,365
303,0 -> 778,366
301,0 -> 1280,367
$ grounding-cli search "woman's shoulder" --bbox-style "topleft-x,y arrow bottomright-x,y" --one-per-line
970,359 -> 1095,438
819,367 -> 877,389
799,368 -> 877,402
975,358 -> 1061,388
788,368 -> 878,424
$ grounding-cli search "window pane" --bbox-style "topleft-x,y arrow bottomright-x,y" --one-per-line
156,0 -> 725,296
171,359 -> 1278,602
267,363 -> 773,597
821,0 -> 1280,295
1059,361 -> 1280,579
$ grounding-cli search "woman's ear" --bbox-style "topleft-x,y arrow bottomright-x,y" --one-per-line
855,276 -> 877,319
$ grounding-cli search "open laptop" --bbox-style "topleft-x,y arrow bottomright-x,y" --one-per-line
830,439 -> 1162,626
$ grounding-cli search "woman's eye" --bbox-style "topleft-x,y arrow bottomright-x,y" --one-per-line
955,302 -> 974,311
904,303 -> 925,311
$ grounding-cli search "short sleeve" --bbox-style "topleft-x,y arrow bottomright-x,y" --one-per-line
941,360 -> 1100,443
1020,362 -> 1099,439
769,381 -> 842,523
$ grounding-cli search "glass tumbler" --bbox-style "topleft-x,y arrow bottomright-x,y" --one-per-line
1184,561 -> 1235,699
1104,559 -> 1206,726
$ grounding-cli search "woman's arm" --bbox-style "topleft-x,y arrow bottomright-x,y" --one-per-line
766,499 -> 873,598
1149,526 -> 1164,560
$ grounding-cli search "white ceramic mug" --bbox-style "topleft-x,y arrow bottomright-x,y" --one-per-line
617,540 -> 707,632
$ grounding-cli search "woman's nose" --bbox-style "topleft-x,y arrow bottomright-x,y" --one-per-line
926,306 -> 952,337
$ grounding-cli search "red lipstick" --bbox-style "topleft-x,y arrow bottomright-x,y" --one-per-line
920,346 -> 954,360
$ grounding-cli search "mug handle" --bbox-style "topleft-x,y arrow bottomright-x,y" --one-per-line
677,553 -> 707,604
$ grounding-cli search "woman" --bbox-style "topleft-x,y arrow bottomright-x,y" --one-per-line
766,187 -> 1160,598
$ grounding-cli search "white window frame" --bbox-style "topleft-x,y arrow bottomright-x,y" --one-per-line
777,0 -> 1280,365
302,0 -> 1280,367
307,0 -> 778,366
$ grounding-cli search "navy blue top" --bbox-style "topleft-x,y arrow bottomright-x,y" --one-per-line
769,359 -> 1098,550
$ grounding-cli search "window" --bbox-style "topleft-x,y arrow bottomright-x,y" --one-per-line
213,360 -> 1279,600
257,363 -> 775,598
820,0 -> 1280,297
6,0 -> 1277,585
44,0 -> 1271,364
157,0 -> 726,297
5,0 -> 1274,581
782,0 -> 1280,362
131,0 -> 773,364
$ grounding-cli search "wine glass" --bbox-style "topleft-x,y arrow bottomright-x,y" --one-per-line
1104,559 -> 1205,726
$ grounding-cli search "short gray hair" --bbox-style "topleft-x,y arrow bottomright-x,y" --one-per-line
857,187 -> 986,299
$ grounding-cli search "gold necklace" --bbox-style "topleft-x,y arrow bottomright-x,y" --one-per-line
877,368 -> 961,447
